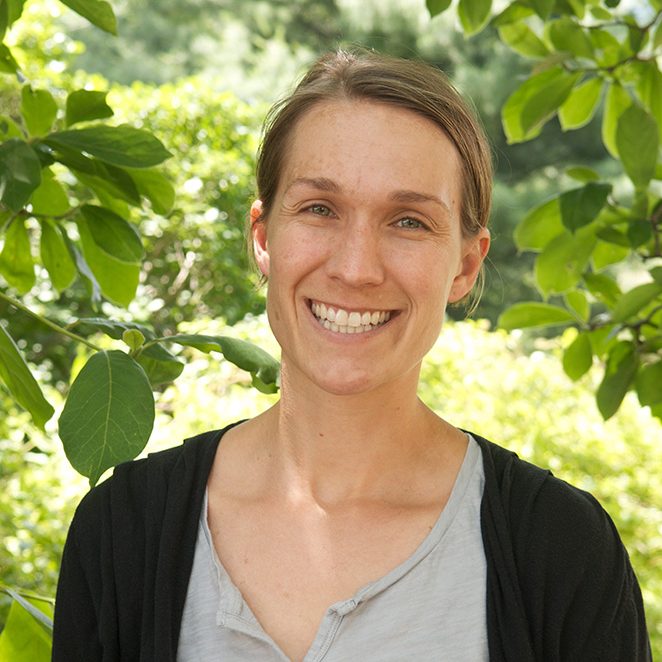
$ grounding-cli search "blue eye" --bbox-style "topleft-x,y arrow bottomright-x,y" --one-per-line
396,217 -> 426,230
308,204 -> 332,216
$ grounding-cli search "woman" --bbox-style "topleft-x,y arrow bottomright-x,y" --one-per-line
53,49 -> 651,661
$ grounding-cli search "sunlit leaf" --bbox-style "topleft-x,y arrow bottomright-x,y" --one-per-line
564,290 -> 590,321
559,77 -> 603,130
40,219 -> 76,291
584,272 -> 621,307
0,217 -> 35,293
58,0 -> 116,34
79,205 -> 144,263
425,0 -> 452,18
0,43 -> 19,73
601,83 -> 631,158
458,0 -> 492,35
611,282 -> 662,323
559,182 -> 611,232
59,350 -> 154,486
29,169 -> 70,216
563,332 -> 593,380
126,167 -> 175,214
65,89 -> 113,127
636,361 -> 662,407
21,86 -> 57,137
548,17 -> 594,59
597,341 -> 638,419
498,23 -> 549,58
616,105 -> 658,187
0,595 -> 52,661
0,323 -> 54,429
498,302 -> 576,329
514,197 -> 563,251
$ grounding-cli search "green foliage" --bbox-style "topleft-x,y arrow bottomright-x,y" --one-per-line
0,592 -> 52,661
427,0 -> 662,422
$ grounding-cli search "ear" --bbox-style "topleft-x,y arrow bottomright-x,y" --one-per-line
250,200 -> 270,277
448,228 -> 490,303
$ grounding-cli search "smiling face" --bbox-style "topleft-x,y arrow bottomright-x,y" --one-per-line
252,99 -> 489,397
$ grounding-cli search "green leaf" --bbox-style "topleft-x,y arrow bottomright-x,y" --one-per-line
40,219 -> 76,291
592,240 -> 629,270
564,290 -> 590,321
498,23 -> 549,58
0,323 -> 54,429
591,27 -> 621,67
584,272 -> 621,307
514,197 -> 563,250
425,0 -> 452,18
595,226 -> 629,247
636,361 -> 662,407
565,166 -> 600,182
0,43 -> 19,73
502,67 -> 581,143
0,114 -> 24,140
611,282 -> 662,323
626,220 -> 652,248
547,18 -> 594,59
616,105 -> 659,187
78,217 -> 140,306
45,124 -> 172,168
458,0 -> 492,35
0,0 -> 27,40
498,302 -> 576,329
0,217 -> 35,293
65,89 -> 113,127
79,205 -> 143,263
71,317 -> 156,341
126,167 -> 175,214
596,341 -> 638,419
21,86 -> 57,137
58,0 -> 116,34
563,332 -> 593,380
531,0 -> 554,19
535,227 -> 596,295
29,169 -> 70,215
492,2 -> 534,26
135,343 -> 184,387
560,182 -> 611,232
163,334 -> 280,385
59,350 -> 154,485
73,161 -> 141,206
0,139 -> 42,212
651,266 -> 662,285
0,596 -> 52,661
122,328 -> 145,352
601,83 -> 631,158
559,77 -> 603,130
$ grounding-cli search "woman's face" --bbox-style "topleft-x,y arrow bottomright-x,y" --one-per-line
252,99 -> 489,397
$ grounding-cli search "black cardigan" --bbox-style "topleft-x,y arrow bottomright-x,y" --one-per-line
52,425 -> 651,661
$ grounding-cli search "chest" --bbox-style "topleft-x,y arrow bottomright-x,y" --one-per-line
207,496 -> 444,661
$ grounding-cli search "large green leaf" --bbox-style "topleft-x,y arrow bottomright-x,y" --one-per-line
125,167 -> 175,215
547,17 -> 594,58
636,361 -> 662,407
425,0 -> 452,17
78,217 -> 140,306
616,105 -> 658,187
65,89 -> 113,127
0,43 -> 18,73
29,169 -> 70,216
514,197 -> 563,250
498,302 -> 576,329
71,317 -> 156,341
535,227 -> 596,295
20,86 -> 57,137
73,161 -> 141,206
0,217 -> 35,293
531,0 -> 554,19
80,205 -> 144,262
0,139 -> 42,212
458,0 -> 492,35
583,272 -> 621,307
0,323 -> 54,429
635,61 -> 662,138
601,83 -> 631,158
559,182 -> 611,232
563,332 -> 593,380
498,23 -> 549,58
58,0 -> 116,34
58,350 -> 155,485
0,0 -> 27,39
39,219 -> 76,291
45,124 -> 171,168
0,114 -> 23,140
611,282 -> 662,323
162,334 -> 280,386
559,77 -> 603,130
502,67 -> 581,143
564,290 -> 589,322
136,343 -> 185,387
596,341 -> 638,420
0,595 -> 52,661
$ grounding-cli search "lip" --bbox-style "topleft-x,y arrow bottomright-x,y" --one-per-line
304,298 -> 398,337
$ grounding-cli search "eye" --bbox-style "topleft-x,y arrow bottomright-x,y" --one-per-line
395,216 -> 427,230
307,203 -> 333,216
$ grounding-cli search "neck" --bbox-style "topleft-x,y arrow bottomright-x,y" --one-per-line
254,361 -> 457,505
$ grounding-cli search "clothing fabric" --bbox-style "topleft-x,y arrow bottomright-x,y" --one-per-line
52,423 -> 652,661
177,434 -> 487,662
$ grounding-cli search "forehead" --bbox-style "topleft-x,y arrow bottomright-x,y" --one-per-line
278,99 -> 462,205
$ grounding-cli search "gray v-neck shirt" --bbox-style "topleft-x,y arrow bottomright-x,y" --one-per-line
177,434 -> 487,661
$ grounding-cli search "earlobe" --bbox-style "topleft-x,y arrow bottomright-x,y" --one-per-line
448,228 -> 490,303
250,200 -> 270,277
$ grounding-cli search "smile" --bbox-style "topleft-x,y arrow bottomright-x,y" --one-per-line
309,300 -> 392,334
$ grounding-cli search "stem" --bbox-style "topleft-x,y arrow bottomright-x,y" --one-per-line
0,584 -> 55,605
0,290 -> 102,351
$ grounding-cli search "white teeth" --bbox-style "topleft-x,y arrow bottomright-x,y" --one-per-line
311,300 -> 393,335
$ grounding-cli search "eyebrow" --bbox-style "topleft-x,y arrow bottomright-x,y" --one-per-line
284,177 -> 451,214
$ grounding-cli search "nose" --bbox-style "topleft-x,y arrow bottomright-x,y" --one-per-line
325,218 -> 385,287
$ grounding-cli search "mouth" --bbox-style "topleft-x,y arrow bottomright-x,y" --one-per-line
308,299 -> 394,334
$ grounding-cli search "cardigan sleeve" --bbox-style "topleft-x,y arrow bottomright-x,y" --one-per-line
509,467 -> 652,661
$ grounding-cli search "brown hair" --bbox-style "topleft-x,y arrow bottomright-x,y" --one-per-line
254,48 -> 493,309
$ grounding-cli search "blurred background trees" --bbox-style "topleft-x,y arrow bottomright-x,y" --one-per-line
1,0 -> 660,657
